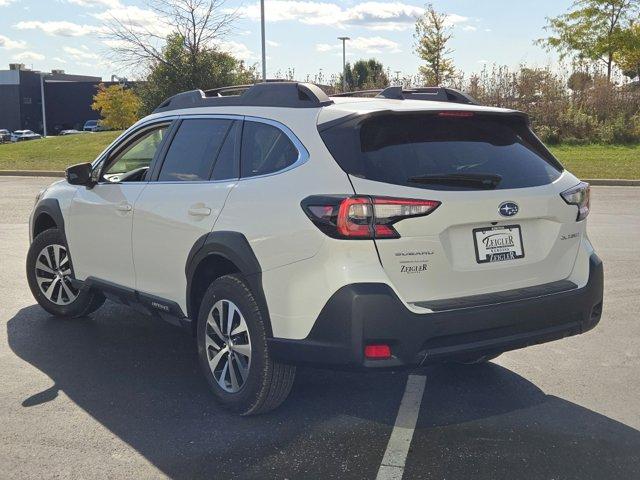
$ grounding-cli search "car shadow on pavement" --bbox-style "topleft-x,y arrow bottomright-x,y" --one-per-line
7,303 -> 640,480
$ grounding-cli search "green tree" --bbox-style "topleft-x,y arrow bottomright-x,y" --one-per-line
414,3 -> 456,86
91,84 -> 141,130
617,23 -> 640,80
135,33 -> 256,115
338,59 -> 389,91
538,0 -> 639,80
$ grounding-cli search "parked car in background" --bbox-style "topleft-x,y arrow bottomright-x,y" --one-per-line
11,130 -> 42,142
60,129 -> 84,136
83,120 -> 103,132
0,129 -> 11,143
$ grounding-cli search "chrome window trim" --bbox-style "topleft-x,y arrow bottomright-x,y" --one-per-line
163,113 -> 310,183
92,113 -> 310,185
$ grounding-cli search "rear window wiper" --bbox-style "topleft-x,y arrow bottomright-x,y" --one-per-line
407,173 -> 502,189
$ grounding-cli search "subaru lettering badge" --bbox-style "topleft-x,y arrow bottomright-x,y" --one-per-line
499,202 -> 519,217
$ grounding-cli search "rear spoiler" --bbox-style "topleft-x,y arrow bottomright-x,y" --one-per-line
318,109 -> 531,132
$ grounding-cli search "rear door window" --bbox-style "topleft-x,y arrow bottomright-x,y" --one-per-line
241,121 -> 299,178
158,118 -> 233,182
320,113 -> 563,190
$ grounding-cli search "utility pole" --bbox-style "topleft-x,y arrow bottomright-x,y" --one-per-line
261,0 -> 267,82
395,71 -> 402,85
39,73 -> 48,137
338,36 -> 350,92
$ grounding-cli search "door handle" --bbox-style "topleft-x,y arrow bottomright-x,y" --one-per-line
188,206 -> 212,217
116,203 -> 132,212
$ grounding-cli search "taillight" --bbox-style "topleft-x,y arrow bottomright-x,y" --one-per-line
301,195 -> 441,239
438,111 -> 475,118
561,182 -> 590,221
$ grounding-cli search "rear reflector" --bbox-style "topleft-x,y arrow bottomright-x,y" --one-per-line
365,344 -> 392,359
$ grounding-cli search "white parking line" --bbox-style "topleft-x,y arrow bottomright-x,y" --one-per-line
376,374 -> 427,480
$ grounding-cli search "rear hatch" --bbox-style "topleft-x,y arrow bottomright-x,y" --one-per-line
320,110 -> 583,304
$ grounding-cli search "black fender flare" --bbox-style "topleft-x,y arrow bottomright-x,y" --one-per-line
32,198 -> 65,240
185,231 -> 273,337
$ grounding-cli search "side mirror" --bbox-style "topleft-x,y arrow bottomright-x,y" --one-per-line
65,162 -> 94,186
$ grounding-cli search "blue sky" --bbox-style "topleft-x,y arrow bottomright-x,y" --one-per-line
0,0 -> 574,81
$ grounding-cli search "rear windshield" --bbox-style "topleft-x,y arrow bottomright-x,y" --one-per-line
320,113 -> 563,190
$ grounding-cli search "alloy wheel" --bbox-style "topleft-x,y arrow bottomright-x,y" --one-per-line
205,299 -> 252,393
34,244 -> 78,305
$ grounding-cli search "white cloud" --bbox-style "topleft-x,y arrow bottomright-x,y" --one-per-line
92,5 -> 163,32
0,34 -> 27,50
67,0 -> 122,7
53,57 -> 68,64
461,25 -> 477,32
12,50 -> 45,61
63,45 -> 100,60
316,36 -> 401,54
266,40 -> 280,47
215,40 -> 256,61
234,1 -> 470,31
0,0 -> 15,6
14,20 -> 97,37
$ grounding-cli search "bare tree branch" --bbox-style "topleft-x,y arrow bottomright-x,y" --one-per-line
102,0 -> 238,73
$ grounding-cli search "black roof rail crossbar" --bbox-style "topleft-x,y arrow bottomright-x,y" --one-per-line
204,79 -> 290,97
331,89 -> 383,97
153,82 -> 334,113
376,86 -> 478,105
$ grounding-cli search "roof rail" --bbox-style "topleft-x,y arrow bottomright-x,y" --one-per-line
331,89 -> 382,98
331,86 -> 478,105
377,86 -> 478,105
153,82 -> 333,113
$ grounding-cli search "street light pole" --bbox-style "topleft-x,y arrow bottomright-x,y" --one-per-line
338,36 -> 350,92
260,0 -> 267,82
39,73 -> 48,137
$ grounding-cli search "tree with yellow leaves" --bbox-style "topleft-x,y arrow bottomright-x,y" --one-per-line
91,84 -> 141,130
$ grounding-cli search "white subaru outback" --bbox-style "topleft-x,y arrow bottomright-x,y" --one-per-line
27,83 -> 604,415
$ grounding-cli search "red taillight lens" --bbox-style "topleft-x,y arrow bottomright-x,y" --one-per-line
438,111 -> 475,118
302,195 -> 441,239
364,344 -> 391,359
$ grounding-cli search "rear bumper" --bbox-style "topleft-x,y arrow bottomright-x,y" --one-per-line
268,254 -> 604,368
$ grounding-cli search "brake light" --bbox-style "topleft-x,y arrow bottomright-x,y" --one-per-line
438,111 -> 475,118
302,195 -> 441,239
561,182 -> 590,221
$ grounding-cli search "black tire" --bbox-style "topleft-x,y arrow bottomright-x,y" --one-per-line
26,228 -> 105,318
197,273 -> 296,415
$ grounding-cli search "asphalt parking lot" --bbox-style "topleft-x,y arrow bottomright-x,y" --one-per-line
1,176 -> 639,480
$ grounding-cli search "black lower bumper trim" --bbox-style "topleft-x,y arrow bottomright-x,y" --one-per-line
268,254 -> 604,369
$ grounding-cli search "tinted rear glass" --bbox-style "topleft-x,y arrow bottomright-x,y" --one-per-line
320,113 -> 562,190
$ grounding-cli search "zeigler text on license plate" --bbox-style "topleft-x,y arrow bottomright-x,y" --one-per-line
473,225 -> 525,264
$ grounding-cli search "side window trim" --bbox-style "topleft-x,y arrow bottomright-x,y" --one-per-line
239,116 -> 309,180
94,119 -> 177,184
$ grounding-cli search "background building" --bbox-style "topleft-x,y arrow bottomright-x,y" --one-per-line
0,63 -> 129,135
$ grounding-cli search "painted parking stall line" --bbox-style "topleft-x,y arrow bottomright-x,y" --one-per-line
376,374 -> 426,480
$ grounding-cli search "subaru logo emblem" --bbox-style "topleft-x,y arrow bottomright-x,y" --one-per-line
499,202 -> 519,217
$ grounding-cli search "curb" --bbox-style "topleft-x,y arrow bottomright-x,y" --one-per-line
0,170 -> 65,178
584,179 -> 640,186
0,171 -> 639,186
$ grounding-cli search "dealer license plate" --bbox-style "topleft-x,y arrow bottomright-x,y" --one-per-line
473,225 -> 524,264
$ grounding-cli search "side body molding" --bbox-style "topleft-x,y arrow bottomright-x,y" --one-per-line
185,231 -> 273,336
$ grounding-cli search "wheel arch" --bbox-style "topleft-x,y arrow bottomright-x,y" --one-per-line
32,198 -> 65,240
185,231 -> 273,337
